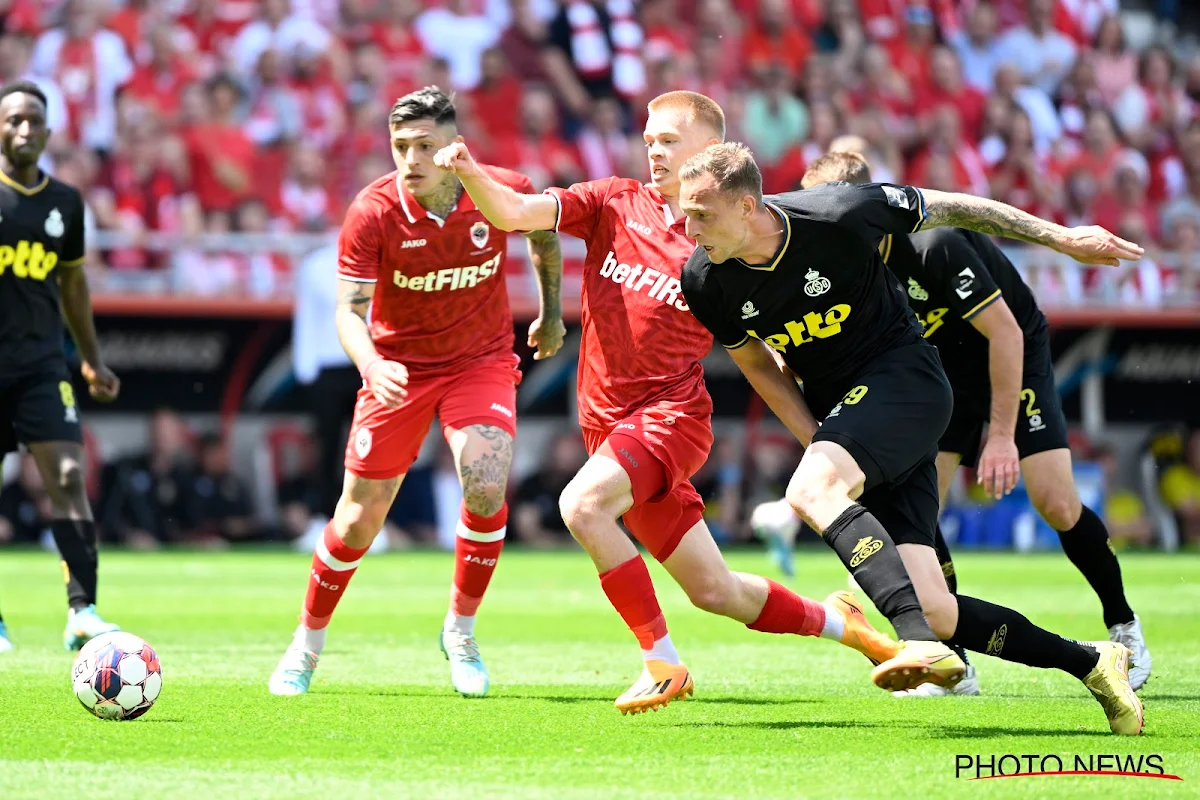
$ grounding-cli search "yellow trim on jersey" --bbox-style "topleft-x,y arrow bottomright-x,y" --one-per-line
0,169 -> 48,196
59,256 -> 85,267
880,234 -> 893,263
724,334 -> 751,349
741,203 -> 792,272
912,187 -> 927,231
962,288 -> 1002,319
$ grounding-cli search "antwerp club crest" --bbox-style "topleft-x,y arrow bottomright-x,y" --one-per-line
354,427 -> 372,458
470,221 -> 489,249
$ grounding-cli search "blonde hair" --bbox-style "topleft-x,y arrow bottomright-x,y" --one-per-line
647,90 -> 726,141
801,151 -> 873,188
679,142 -> 762,202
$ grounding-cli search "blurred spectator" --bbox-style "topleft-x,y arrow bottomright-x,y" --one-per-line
543,0 -> 645,120
575,95 -> 631,180
415,0 -> 502,90
511,431 -> 586,547
468,46 -> 525,148
499,0 -> 551,83
292,239 -> 356,519
491,84 -> 583,190
691,436 -> 743,543
99,408 -> 195,549
986,105 -> 1056,216
0,453 -> 53,546
1091,15 -> 1136,104
183,433 -> 256,543
1158,429 -> 1200,546
742,65 -> 808,166
30,0 -> 133,152
996,0 -> 1077,96
230,0 -> 331,76
908,104 -> 990,196
119,21 -> 196,124
918,46 -> 988,141
950,0 -> 1004,92
742,0 -> 813,85
184,74 -> 255,213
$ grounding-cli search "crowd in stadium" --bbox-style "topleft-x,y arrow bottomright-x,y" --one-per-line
0,0 -> 1195,305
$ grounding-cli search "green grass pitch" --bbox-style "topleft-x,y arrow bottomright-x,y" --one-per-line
1,548 -> 1198,799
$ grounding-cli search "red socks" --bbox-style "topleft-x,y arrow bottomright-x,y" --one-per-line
450,505 -> 507,619
302,522 -> 370,629
748,579 -> 826,637
599,556 -> 669,649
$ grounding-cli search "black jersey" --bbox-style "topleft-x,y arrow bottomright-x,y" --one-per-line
0,171 -> 86,370
682,182 -> 930,411
882,227 -> 1049,396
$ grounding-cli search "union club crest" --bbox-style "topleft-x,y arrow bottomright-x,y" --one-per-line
45,208 -> 64,238
470,221 -> 489,249
803,268 -> 831,297
907,279 -> 929,301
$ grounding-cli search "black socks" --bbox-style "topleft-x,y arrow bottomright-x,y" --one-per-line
822,505 -> 937,642
1057,505 -> 1135,628
948,594 -> 1099,680
51,519 -> 98,611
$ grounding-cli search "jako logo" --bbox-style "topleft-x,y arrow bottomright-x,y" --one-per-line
311,570 -> 340,591
393,254 -> 501,292
464,556 -> 498,566
617,447 -> 639,468
599,251 -> 689,311
490,403 -> 513,418
401,239 -> 427,248
626,218 -> 653,236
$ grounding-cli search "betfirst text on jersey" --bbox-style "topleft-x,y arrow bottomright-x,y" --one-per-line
598,250 -> 689,312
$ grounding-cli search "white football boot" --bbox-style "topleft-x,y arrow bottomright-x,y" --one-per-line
268,644 -> 319,695
1108,615 -> 1152,691
440,630 -> 489,698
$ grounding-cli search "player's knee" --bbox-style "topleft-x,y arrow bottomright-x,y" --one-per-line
1031,490 -> 1080,531
784,464 -> 839,525
333,497 -> 387,548
54,457 -> 86,499
558,482 -> 596,541
682,571 -> 736,616
463,480 -> 506,518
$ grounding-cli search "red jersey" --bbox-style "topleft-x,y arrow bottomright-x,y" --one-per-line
337,165 -> 532,375
546,178 -> 714,431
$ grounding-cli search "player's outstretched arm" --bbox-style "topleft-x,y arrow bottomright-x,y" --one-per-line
727,341 -> 821,447
524,230 -> 566,360
919,189 -> 1145,267
969,300 -> 1024,498
335,278 -> 408,408
58,266 -> 119,402
434,142 -> 559,232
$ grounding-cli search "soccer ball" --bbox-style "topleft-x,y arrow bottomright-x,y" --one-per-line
71,632 -> 162,720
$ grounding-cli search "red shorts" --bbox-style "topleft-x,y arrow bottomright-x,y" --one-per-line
582,406 -> 713,562
345,355 -> 521,480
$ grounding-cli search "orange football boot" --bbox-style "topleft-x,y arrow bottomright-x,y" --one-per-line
870,640 -> 966,693
614,660 -> 694,715
824,590 -> 903,666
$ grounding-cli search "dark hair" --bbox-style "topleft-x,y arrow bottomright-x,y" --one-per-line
0,79 -> 48,111
389,86 -> 457,128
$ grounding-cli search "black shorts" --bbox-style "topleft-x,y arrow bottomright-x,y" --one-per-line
811,340 -> 953,492
938,340 -> 1070,468
0,361 -> 84,455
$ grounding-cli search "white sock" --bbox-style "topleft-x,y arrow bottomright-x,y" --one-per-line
643,633 -> 681,665
820,604 -> 846,641
444,610 -> 475,636
293,624 -> 327,655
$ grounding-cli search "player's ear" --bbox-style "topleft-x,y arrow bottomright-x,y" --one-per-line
453,133 -> 465,145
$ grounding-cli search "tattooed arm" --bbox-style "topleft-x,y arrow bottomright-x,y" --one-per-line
336,278 -> 408,408
919,189 -> 1144,266
524,229 -> 566,360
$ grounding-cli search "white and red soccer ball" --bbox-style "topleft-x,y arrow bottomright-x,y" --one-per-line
71,632 -> 162,720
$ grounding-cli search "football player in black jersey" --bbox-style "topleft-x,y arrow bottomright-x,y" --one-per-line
679,142 -> 1144,734
0,80 -> 121,653
800,151 -> 1152,695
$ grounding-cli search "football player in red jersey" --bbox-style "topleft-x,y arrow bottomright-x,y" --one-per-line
269,87 -> 566,699
436,91 -> 924,715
